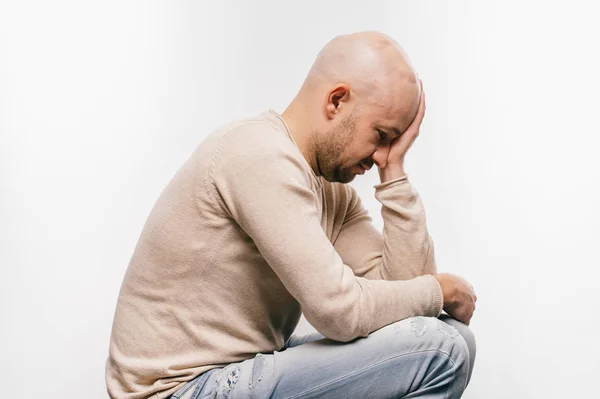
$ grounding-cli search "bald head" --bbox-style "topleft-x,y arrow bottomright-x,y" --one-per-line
282,31 -> 422,183
301,31 -> 419,105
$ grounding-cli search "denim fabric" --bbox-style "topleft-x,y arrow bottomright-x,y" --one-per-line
169,315 -> 475,399
169,369 -> 221,399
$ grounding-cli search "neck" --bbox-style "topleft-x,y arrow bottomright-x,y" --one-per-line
281,100 -> 321,176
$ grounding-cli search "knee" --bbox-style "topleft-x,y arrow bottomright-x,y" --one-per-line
438,315 -> 476,364
395,316 -> 472,394
438,314 -> 476,385
394,316 -> 471,365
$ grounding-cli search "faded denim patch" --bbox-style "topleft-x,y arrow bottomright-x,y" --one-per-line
410,316 -> 429,337
249,353 -> 268,389
437,319 -> 459,339
216,365 -> 241,398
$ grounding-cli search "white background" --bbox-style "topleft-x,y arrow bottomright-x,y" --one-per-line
1,1 -> 599,398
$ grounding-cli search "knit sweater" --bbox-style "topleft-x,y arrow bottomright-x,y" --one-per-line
106,109 -> 443,399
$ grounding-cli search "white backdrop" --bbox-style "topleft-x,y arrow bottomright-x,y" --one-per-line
1,1 -> 599,398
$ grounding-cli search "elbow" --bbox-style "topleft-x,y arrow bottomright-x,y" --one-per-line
302,302 -> 370,342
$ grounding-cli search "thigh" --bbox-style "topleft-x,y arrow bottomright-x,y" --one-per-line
194,316 -> 469,399
284,331 -> 326,349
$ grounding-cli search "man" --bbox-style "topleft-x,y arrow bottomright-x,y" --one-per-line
106,31 -> 477,399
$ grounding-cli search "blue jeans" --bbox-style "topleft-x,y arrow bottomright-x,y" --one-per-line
169,315 -> 476,399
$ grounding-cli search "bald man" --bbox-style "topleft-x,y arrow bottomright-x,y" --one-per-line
106,31 -> 477,399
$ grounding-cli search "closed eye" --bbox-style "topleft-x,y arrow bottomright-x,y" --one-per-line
377,129 -> 389,142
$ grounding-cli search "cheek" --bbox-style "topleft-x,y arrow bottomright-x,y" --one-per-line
343,148 -> 371,167
340,128 -> 375,165
354,139 -> 378,161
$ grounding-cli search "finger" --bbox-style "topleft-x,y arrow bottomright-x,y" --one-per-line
411,91 -> 426,128
417,90 -> 426,117
400,94 -> 425,141
402,83 -> 426,134
469,284 -> 476,299
419,78 -> 425,110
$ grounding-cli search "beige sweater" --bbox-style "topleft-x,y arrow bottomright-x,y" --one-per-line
106,110 -> 443,399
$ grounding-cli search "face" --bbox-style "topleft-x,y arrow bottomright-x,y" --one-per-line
315,92 -> 417,184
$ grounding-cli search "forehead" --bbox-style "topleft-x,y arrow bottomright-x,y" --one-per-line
368,83 -> 419,132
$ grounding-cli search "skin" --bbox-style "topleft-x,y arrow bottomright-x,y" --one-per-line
281,31 -> 477,324
282,31 -> 422,184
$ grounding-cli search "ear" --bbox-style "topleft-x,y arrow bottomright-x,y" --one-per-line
325,84 -> 350,120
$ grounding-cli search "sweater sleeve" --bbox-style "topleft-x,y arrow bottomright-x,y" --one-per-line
210,124 -> 442,341
333,175 -> 439,282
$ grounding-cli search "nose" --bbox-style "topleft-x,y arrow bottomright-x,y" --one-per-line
371,146 -> 390,169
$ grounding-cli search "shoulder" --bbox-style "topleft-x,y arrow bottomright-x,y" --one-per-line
214,119 -> 299,167
209,118 -> 314,191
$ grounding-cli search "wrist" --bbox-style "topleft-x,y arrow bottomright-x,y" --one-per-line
434,274 -> 448,303
378,163 -> 406,183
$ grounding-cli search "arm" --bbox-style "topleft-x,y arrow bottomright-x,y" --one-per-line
334,80 -> 437,281
211,125 -> 442,342
333,175 -> 437,281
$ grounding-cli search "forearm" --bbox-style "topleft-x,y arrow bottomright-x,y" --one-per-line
378,163 -> 406,184
374,175 -> 437,280
334,179 -> 436,281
